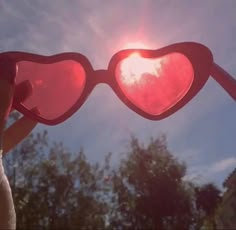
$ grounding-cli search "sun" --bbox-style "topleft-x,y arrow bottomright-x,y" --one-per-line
119,52 -> 163,85
118,41 -> 163,85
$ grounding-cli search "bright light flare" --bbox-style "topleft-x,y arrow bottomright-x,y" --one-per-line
119,53 -> 163,85
123,41 -> 150,49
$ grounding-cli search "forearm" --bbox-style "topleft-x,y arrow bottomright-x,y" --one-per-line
0,150 -> 16,230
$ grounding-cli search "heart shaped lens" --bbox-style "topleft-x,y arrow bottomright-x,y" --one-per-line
16,60 -> 86,120
115,52 -> 194,115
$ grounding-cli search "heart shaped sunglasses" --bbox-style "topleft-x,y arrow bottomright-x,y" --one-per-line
0,42 -> 235,125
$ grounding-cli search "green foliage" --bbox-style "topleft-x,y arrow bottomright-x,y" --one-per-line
195,183 -> 222,229
195,183 -> 221,216
3,116 -> 222,229
3,130 -> 109,229
109,136 -> 195,229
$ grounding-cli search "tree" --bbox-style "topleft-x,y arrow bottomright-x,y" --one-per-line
107,136 -> 222,230
3,121 -> 109,229
109,136 -> 196,229
195,183 -> 222,229
3,113 -> 222,229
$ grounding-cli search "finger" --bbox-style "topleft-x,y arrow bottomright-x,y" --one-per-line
0,79 -> 14,149
3,80 -> 38,154
0,56 -> 17,85
10,80 -> 33,113
14,80 -> 33,104
0,57 -> 17,136
2,115 -> 37,155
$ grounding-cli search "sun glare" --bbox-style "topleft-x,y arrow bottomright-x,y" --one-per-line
123,41 -> 150,49
119,53 -> 163,85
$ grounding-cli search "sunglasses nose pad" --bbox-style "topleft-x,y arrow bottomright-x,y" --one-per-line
14,80 -> 33,103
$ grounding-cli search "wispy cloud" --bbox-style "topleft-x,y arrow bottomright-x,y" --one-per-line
210,157 -> 236,173
184,156 -> 236,187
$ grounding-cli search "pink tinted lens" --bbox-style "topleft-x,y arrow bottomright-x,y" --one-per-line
115,52 -> 194,115
15,60 -> 86,120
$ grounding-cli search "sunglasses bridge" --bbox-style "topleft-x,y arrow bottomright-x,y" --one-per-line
90,69 -> 112,86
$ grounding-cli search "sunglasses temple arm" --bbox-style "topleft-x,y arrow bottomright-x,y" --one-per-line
210,62 -> 236,101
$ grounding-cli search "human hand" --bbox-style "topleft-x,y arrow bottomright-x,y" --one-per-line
0,60 -> 38,230
0,63 -> 37,155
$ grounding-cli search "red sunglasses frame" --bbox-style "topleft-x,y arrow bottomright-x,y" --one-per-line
1,42 -> 236,125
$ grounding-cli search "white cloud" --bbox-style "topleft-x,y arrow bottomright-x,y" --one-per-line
210,157 -> 236,173
183,156 -> 236,188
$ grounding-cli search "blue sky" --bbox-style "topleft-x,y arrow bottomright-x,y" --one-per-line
1,0 -> 235,188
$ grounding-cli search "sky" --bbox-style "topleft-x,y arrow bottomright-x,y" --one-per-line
0,0 -> 235,189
